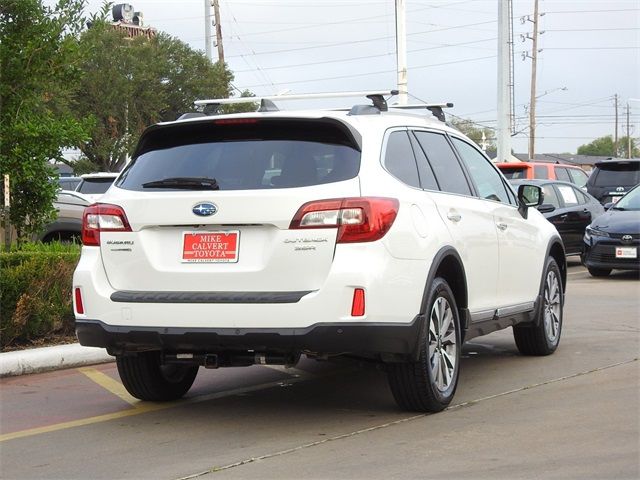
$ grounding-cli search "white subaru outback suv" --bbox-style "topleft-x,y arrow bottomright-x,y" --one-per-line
73,91 -> 566,412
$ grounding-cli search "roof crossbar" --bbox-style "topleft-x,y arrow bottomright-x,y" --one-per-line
194,90 -> 399,107
389,102 -> 454,122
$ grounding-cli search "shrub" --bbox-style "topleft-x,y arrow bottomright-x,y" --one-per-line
0,242 -> 80,350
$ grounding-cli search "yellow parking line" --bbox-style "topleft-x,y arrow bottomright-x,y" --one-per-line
0,375 -> 312,443
78,367 -> 139,406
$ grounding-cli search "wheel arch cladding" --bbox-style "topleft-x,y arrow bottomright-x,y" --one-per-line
548,238 -> 567,292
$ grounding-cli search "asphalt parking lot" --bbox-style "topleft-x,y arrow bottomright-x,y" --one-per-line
1,259 -> 638,480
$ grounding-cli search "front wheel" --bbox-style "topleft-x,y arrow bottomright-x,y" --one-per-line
387,277 -> 461,412
116,352 -> 199,401
513,257 -> 563,356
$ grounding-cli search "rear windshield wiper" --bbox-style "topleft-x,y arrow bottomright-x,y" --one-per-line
142,177 -> 220,190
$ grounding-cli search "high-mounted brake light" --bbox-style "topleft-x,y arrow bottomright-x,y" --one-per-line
82,204 -> 131,246
290,197 -> 399,243
213,118 -> 259,125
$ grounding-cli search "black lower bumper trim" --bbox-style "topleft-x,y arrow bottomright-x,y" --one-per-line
110,290 -> 313,304
76,318 -> 422,358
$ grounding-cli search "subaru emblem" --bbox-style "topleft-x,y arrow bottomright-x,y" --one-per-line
192,202 -> 217,217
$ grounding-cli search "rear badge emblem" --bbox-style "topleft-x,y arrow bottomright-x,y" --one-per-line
192,202 -> 218,217
622,235 -> 633,243
616,186 -> 625,192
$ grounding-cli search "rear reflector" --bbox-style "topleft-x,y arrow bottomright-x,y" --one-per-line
351,288 -> 365,317
74,288 -> 85,315
290,197 -> 399,243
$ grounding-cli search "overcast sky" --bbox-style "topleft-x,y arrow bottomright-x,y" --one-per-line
70,0 -> 640,154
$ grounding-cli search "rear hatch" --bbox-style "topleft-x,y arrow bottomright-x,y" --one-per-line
99,117 -> 362,293
589,161 -> 640,204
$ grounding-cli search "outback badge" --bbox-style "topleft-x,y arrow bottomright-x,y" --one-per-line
192,202 -> 218,217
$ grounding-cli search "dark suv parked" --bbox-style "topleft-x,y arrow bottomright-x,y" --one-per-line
586,159 -> 640,205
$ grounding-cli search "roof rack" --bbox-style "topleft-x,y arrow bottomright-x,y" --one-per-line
193,90 -> 399,115
389,103 -> 454,122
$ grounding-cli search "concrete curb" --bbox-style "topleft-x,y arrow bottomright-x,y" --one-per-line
0,343 -> 114,378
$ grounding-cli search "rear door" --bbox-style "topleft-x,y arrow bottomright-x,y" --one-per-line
412,130 -> 500,313
99,118 -> 362,293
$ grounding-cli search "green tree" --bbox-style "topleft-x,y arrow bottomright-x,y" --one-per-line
577,135 -> 639,157
0,0 -> 89,242
72,17 -> 235,172
450,118 -> 496,156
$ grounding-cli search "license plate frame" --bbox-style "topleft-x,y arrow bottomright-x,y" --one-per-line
615,246 -> 637,259
182,231 -> 240,263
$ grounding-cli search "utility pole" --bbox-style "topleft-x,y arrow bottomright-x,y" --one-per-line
614,94 -> 619,157
527,0 -> 540,160
496,0 -> 512,162
213,0 -> 225,64
204,0 -> 213,62
627,104 -> 631,159
395,0 -> 408,105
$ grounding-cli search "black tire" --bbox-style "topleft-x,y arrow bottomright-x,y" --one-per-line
513,257 -> 563,356
587,267 -> 611,277
116,351 -> 199,401
387,277 -> 462,412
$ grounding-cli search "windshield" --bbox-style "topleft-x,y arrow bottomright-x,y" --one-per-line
614,186 -> 640,210
117,120 -> 361,191
498,166 -> 528,179
593,164 -> 640,186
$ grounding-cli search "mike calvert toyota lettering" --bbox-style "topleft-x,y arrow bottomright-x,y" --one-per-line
182,232 -> 239,262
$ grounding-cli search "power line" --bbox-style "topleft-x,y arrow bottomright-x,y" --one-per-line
226,20 -> 496,59
232,37 -> 495,74
239,54 -> 495,89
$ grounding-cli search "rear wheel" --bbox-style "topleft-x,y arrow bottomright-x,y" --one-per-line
587,267 -> 611,277
513,257 -> 563,356
116,352 -> 198,401
387,278 -> 461,412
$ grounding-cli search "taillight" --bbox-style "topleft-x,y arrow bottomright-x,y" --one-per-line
290,197 -> 399,243
82,203 -> 131,246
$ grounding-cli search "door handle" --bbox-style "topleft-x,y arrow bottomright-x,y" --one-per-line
496,222 -> 508,231
447,211 -> 462,222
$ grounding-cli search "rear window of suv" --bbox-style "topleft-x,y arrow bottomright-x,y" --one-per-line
77,178 -> 115,194
499,166 -> 528,179
116,119 -> 361,191
593,163 -> 640,187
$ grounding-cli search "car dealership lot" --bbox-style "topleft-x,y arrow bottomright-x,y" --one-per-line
1,260 -> 638,480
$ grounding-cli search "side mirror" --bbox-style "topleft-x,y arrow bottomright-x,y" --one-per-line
603,202 -> 613,210
537,203 -> 556,214
518,184 -> 543,219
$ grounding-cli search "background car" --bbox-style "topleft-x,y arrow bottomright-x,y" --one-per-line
496,161 -> 589,189
586,158 -> 640,205
582,184 -> 640,277
512,179 -> 604,256
38,190 -> 90,243
75,172 -> 119,203
57,176 -> 82,191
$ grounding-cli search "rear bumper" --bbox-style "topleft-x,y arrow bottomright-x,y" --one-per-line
76,318 -> 422,359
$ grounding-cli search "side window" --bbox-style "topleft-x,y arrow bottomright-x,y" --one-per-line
555,167 -> 571,182
568,168 -> 588,188
450,137 -> 511,204
408,132 -> 439,190
534,165 -> 549,179
413,132 -> 472,196
557,184 -> 579,206
383,131 -> 421,188
542,185 -> 561,208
